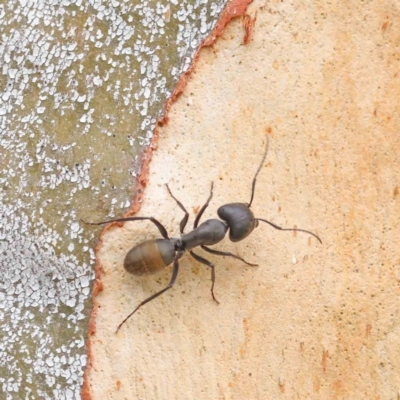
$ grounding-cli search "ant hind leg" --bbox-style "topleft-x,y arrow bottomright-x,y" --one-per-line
116,254 -> 180,333
82,216 -> 170,240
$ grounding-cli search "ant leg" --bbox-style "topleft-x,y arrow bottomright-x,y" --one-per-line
116,254 -> 180,333
256,218 -> 322,244
201,245 -> 258,267
165,184 -> 189,234
193,182 -> 214,229
82,216 -> 170,240
190,250 -> 219,304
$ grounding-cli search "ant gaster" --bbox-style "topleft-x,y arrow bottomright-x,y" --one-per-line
84,136 -> 321,332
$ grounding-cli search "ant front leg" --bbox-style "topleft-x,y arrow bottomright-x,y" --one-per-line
193,182 -> 214,228
189,251 -> 219,304
200,245 -> 258,267
116,253 -> 180,333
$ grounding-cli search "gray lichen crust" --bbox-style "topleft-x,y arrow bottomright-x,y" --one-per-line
0,0 -> 227,398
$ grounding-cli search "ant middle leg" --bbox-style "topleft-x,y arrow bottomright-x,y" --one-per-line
189,250 -> 219,304
201,245 -> 258,267
165,184 -> 189,234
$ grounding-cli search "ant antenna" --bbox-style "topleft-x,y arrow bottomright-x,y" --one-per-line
256,218 -> 322,244
248,135 -> 269,208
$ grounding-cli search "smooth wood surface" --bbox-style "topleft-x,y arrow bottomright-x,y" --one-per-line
86,1 -> 400,398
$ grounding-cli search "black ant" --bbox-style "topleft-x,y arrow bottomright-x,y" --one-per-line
84,136 -> 321,332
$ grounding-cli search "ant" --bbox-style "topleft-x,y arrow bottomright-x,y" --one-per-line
84,136 -> 321,332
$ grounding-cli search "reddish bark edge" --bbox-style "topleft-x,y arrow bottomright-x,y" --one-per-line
243,12 -> 257,45
81,0 -> 253,398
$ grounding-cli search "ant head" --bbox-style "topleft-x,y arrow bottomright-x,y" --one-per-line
217,203 -> 257,242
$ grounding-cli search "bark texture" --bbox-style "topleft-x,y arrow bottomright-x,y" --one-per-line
85,1 -> 400,398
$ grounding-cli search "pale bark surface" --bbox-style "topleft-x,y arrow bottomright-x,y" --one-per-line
86,1 -> 400,399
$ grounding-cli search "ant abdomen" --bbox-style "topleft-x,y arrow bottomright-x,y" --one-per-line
124,239 -> 175,276
217,203 -> 258,242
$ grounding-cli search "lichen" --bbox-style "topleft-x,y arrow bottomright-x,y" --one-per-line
0,0 -> 228,398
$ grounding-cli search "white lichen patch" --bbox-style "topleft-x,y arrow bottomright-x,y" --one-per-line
0,0 -> 227,398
